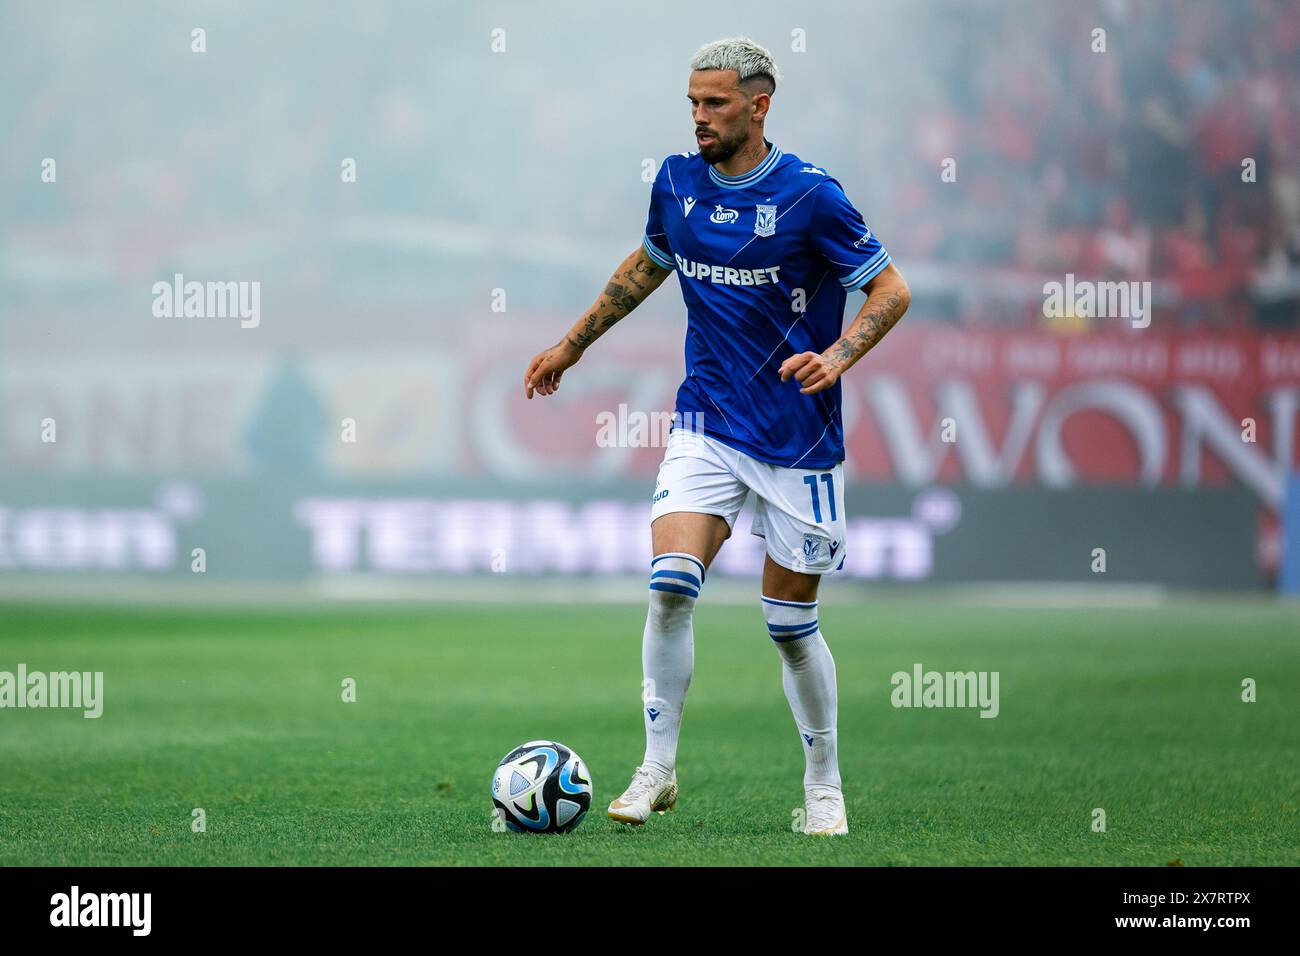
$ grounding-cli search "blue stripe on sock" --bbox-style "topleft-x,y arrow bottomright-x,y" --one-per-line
770,623 -> 820,642
653,552 -> 706,581
649,582 -> 699,599
767,620 -> 818,632
651,568 -> 701,589
761,596 -> 817,608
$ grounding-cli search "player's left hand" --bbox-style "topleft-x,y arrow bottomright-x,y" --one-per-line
779,351 -> 842,395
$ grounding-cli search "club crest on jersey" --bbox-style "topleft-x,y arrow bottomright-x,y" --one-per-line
710,204 -> 738,224
802,535 -> 822,562
754,204 -> 777,237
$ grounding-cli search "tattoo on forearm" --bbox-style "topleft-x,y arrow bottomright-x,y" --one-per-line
566,254 -> 665,350
569,312 -> 600,349
830,290 -> 905,367
604,281 -> 640,314
569,301 -> 629,349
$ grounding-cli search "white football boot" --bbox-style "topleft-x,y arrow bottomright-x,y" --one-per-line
607,764 -> 678,825
804,787 -> 848,836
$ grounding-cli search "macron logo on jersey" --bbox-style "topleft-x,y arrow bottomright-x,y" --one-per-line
674,253 -> 781,287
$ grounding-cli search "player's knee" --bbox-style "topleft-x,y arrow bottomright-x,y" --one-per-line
762,595 -> 820,655
647,552 -> 705,628
647,588 -> 694,632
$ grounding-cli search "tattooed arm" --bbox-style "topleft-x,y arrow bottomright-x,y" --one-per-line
525,245 -> 671,399
778,263 -> 911,395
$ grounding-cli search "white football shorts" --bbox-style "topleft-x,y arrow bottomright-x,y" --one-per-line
649,427 -> 846,574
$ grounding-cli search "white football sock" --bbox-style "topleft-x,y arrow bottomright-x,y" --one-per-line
762,596 -> 841,792
640,552 -> 704,775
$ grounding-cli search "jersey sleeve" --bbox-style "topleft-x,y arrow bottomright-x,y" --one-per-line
641,158 -> 677,271
810,179 -> 892,291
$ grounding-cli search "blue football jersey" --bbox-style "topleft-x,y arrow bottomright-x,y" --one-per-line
642,141 -> 891,469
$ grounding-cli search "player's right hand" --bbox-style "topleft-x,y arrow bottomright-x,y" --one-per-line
524,339 -> 582,399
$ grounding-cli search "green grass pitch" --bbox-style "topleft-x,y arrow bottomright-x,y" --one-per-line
0,597 -> 1296,866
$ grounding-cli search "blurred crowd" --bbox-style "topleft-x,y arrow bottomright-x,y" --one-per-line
876,0 -> 1300,326
2,0 -> 1298,328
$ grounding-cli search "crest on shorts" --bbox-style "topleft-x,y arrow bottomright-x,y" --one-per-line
754,204 -> 777,237
802,534 -> 822,563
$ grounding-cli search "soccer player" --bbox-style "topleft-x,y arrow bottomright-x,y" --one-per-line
523,37 -> 910,835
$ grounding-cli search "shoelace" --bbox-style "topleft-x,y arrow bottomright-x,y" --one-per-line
622,765 -> 657,799
806,791 -> 843,829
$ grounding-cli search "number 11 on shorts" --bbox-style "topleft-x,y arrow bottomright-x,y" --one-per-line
803,473 -> 837,523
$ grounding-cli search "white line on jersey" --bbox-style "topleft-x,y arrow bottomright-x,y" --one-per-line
744,270 -> 830,386
724,181 -> 827,264
789,417 -> 835,469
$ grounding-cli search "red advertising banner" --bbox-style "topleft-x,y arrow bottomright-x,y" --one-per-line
495,325 -> 1300,512
841,326 -> 1300,508
4,328 -> 1298,518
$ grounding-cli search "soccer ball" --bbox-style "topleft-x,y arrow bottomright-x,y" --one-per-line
491,740 -> 592,834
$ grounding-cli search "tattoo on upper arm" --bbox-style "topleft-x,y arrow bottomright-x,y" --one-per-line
620,269 -> 649,293
634,256 -> 663,279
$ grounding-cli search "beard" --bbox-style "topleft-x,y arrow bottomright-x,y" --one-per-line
697,126 -> 746,165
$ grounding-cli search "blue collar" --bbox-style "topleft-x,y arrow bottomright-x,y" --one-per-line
708,141 -> 782,190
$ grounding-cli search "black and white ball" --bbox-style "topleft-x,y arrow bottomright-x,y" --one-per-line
491,740 -> 592,834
